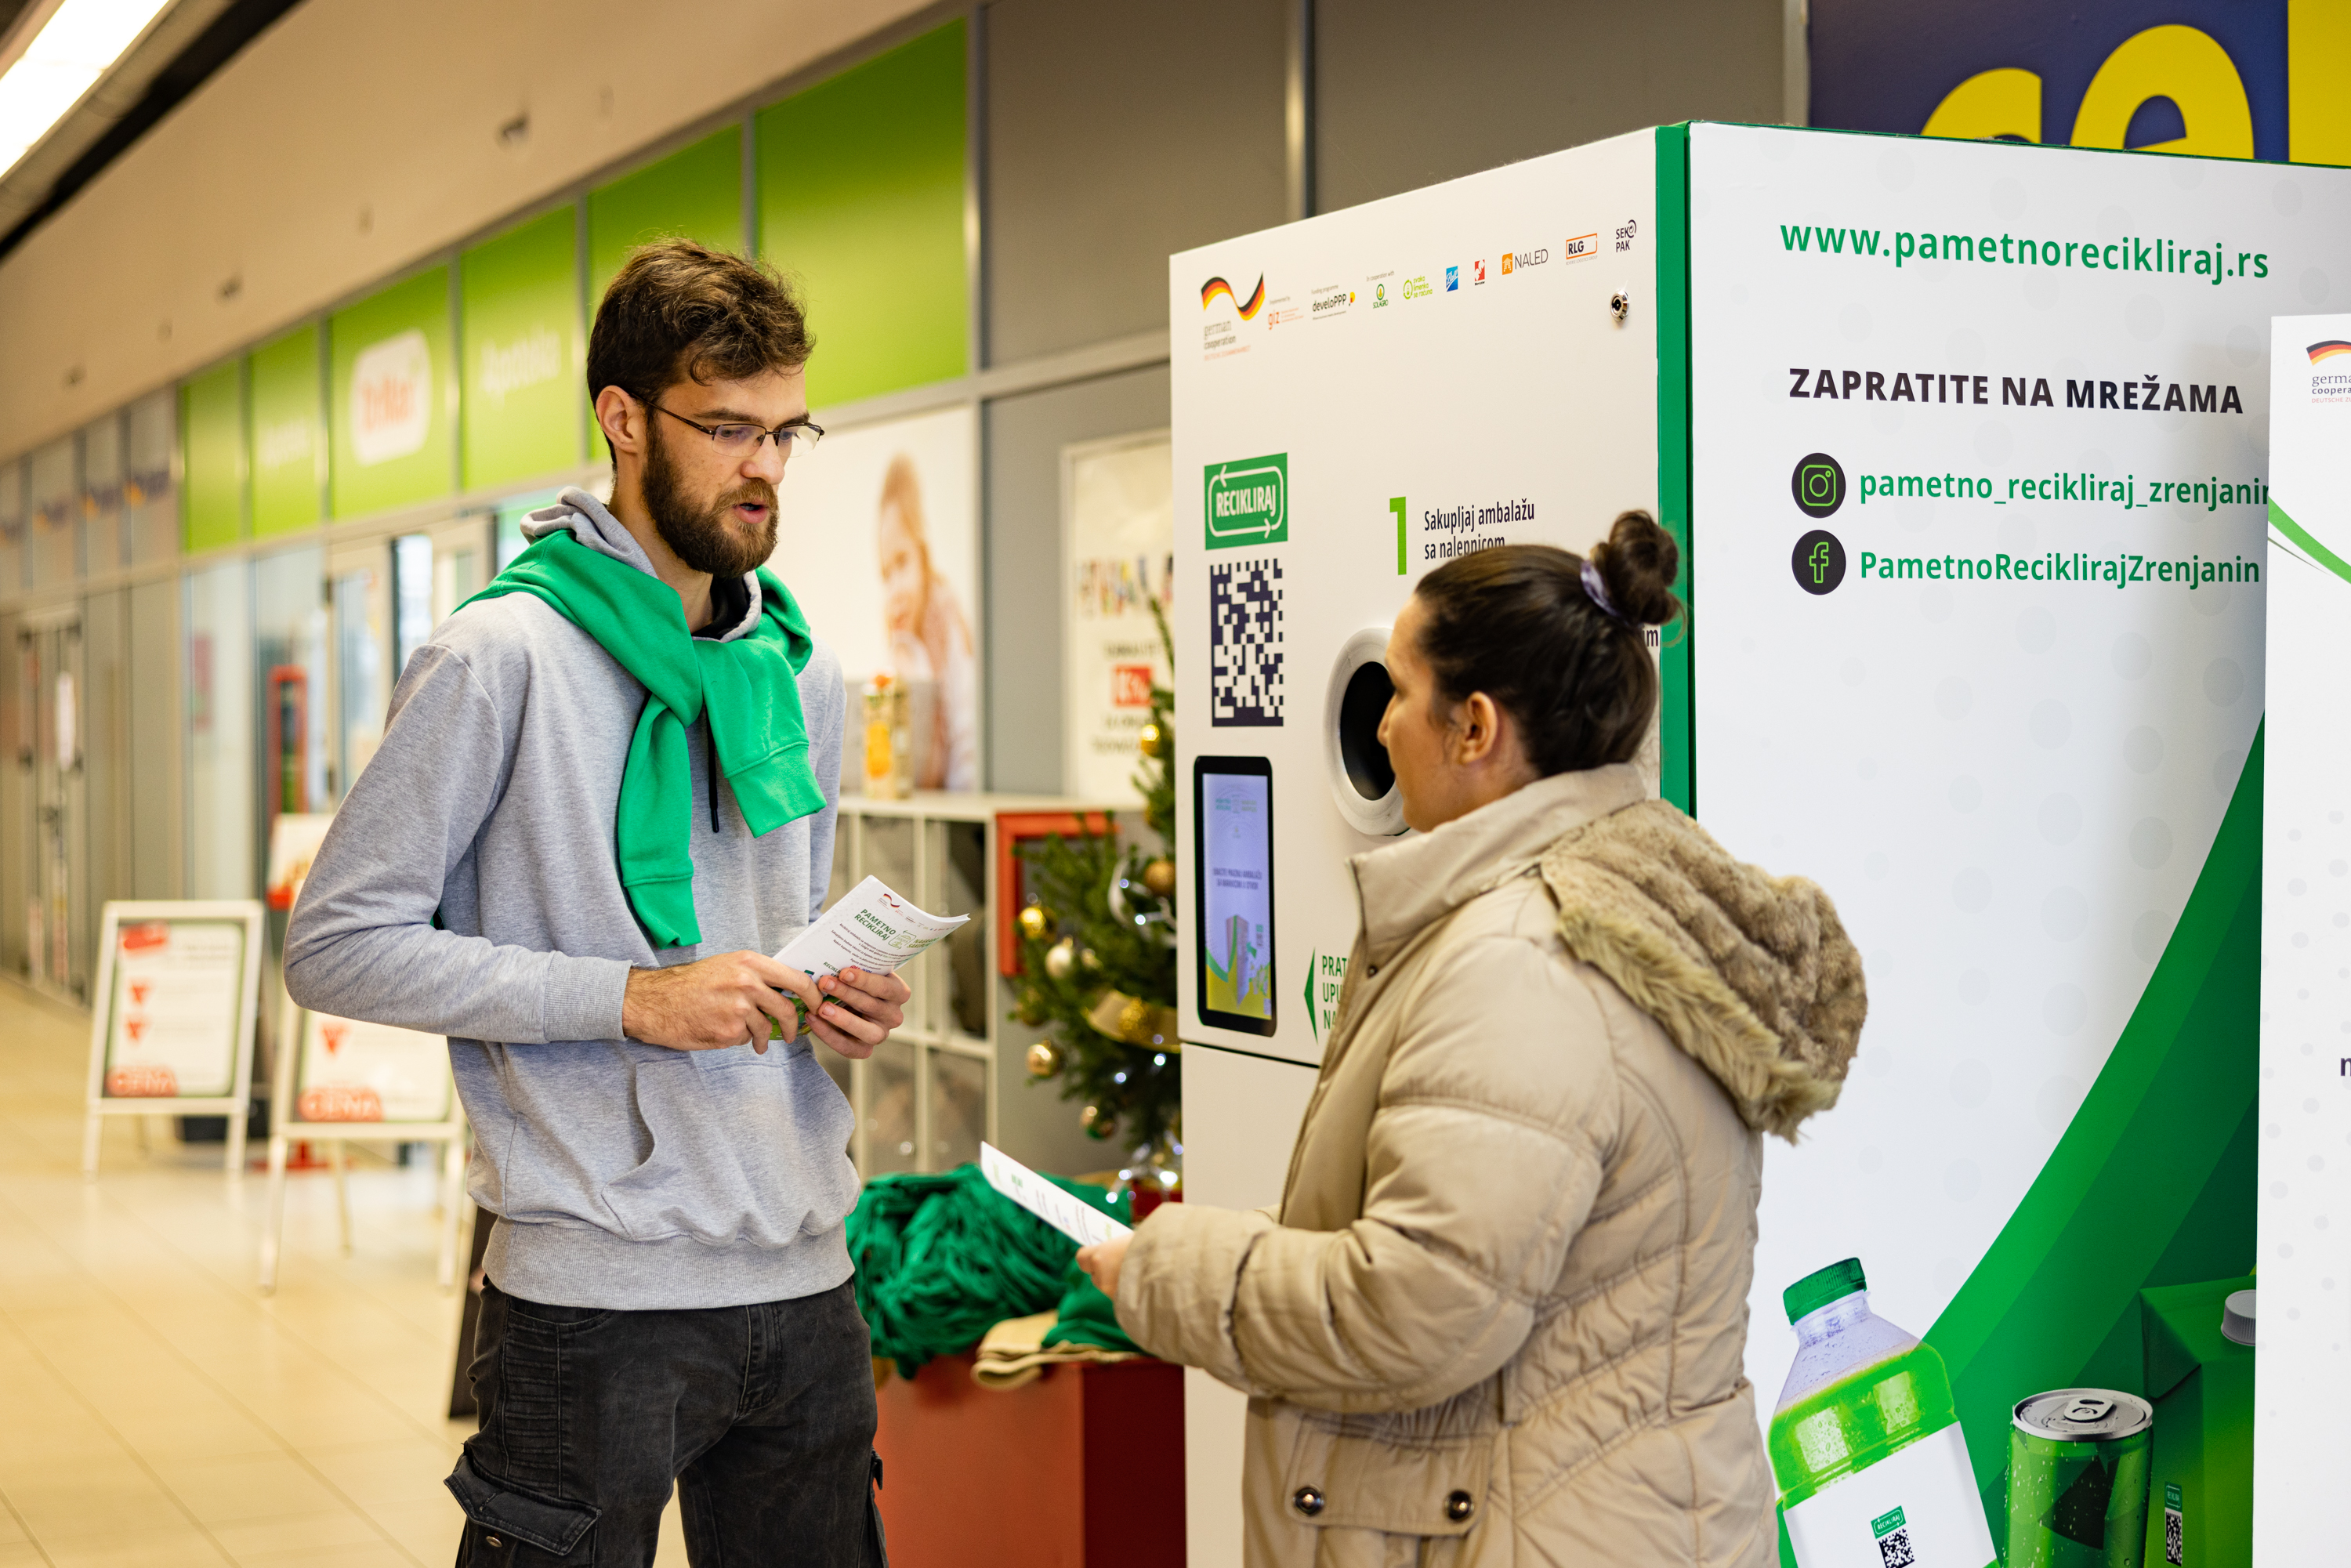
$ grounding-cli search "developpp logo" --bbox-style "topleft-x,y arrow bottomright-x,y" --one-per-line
1791,451 -> 1846,519
1204,454 -> 1288,550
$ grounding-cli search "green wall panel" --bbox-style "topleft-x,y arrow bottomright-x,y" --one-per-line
588,129 -> 744,313
586,129 -> 744,452
330,266 -> 454,519
463,205 -> 581,491
758,21 -> 968,406
179,360 -> 245,552
248,324 -> 322,538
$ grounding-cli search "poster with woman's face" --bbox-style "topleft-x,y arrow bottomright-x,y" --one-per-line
766,404 -> 980,791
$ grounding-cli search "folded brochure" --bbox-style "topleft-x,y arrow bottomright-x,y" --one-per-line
770,875 -> 969,1037
980,1141 -> 1132,1248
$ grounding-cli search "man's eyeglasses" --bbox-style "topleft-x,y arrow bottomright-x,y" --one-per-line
653,404 -> 825,459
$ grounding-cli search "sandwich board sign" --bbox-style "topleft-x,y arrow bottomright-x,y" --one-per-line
259,999 -> 466,1293
82,900 -> 264,1177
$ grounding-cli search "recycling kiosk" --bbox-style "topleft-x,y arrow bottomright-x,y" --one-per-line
1170,121 -> 2350,1566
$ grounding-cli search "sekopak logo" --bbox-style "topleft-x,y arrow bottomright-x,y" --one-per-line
1791,451 -> 1846,519
1792,530 -> 1846,595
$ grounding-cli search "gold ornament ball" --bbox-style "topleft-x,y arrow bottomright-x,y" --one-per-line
1141,857 -> 1176,897
1080,947 -> 1102,972
1081,1103 -> 1118,1140
1017,904 -> 1051,942
1044,938 -> 1077,980
1026,1041 -> 1063,1078
1137,722 -> 1164,758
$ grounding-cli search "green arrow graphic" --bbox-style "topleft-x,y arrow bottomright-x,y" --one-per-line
1302,951 -> 1318,1045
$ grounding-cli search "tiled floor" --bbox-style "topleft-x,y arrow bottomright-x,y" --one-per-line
0,979 -> 686,1566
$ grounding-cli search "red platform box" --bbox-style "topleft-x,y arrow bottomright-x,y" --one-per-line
874,1352 -> 1185,1568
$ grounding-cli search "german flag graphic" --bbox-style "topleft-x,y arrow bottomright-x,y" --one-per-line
2307,340 -> 2351,364
1201,276 -> 1266,320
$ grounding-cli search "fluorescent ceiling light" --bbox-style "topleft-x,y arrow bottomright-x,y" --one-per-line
0,0 -> 176,180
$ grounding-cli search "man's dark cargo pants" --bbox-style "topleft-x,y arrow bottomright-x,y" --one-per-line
447,1278 -> 885,1565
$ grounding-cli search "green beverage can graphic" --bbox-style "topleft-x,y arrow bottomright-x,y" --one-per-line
2008,1389 -> 2154,1568
1769,1258 -> 1997,1566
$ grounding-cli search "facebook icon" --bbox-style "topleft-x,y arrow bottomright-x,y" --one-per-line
1791,529 -> 1846,595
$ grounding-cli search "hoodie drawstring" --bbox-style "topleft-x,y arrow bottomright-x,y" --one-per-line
706,711 -> 721,831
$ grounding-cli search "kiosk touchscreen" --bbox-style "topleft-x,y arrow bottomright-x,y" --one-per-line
1193,756 -> 1276,1035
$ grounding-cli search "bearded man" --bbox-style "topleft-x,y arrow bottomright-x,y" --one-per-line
287,240 -> 902,1566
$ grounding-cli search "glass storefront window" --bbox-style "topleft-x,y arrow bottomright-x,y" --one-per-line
494,490 -> 560,572
331,550 -> 389,801
81,415 -> 125,577
0,459 -> 22,596
393,534 -> 433,679
185,559 -> 253,899
252,547 -> 327,850
435,524 -> 487,619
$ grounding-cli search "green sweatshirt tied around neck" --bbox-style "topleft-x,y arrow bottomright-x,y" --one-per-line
463,527 -> 827,948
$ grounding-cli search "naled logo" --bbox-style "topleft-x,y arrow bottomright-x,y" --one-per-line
1791,529 -> 1846,595
1791,451 -> 1846,519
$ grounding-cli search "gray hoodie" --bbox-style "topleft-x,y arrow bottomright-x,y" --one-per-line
284,488 -> 854,1309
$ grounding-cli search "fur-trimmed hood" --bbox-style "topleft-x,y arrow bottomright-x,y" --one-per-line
1538,798 -> 1864,1141
1348,765 -> 1863,1143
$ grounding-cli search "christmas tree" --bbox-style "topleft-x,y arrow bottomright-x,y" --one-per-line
1011,599 -> 1181,1164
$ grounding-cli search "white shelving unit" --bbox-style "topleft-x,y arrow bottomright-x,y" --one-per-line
822,791 -> 1129,1175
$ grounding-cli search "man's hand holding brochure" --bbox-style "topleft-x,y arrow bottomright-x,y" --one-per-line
771,875 -> 969,1038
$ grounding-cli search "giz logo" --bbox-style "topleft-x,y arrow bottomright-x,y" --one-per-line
350,329 -> 432,466
1111,664 -> 1155,707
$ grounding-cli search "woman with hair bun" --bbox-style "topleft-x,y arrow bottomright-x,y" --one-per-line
1080,511 -> 1867,1567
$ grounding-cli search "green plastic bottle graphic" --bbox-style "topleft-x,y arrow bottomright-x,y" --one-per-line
1769,1258 -> 1997,1567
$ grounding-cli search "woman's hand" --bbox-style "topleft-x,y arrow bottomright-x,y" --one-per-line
1075,1233 -> 1130,1300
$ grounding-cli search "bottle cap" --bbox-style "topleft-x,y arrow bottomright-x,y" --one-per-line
1783,1258 -> 1867,1323
2220,1288 -> 2255,1346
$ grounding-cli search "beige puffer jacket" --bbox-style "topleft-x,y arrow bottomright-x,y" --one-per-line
1118,766 -> 1865,1567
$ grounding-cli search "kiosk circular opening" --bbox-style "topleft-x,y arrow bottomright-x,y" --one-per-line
1325,627 -> 1407,836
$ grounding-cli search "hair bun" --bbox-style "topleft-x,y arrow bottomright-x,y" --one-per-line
1590,509 -> 1683,627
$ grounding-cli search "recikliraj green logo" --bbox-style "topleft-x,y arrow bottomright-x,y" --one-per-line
1205,454 -> 1288,549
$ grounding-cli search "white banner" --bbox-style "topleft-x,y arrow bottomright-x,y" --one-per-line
1682,123 -> 2335,1432
2255,311 -> 2351,1564
1063,431 -> 1172,802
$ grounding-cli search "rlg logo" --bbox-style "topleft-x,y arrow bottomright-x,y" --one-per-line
1791,530 -> 1846,596
1791,451 -> 1846,519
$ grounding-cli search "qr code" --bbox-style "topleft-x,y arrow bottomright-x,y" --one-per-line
1876,1527 -> 1916,1568
2164,1506 -> 2183,1565
1209,556 -> 1283,726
